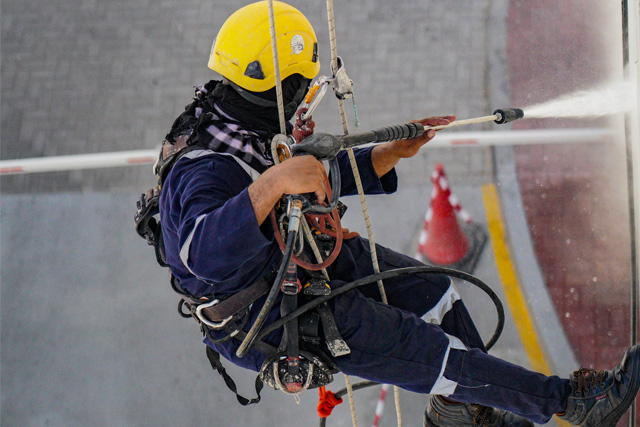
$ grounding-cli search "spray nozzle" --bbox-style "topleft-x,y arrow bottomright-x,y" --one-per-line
493,108 -> 525,124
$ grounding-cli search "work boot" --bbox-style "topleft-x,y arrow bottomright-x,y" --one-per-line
424,395 -> 534,426
558,345 -> 640,427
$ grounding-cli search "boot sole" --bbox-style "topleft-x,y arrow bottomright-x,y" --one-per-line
424,417 -> 438,427
601,345 -> 640,427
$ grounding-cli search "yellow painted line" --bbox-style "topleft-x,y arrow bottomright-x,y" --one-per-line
483,183 -> 571,426
482,183 -> 550,375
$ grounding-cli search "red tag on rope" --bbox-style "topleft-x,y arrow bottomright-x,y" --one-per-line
317,386 -> 343,418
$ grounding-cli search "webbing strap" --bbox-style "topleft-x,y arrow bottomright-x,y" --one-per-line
205,345 -> 264,406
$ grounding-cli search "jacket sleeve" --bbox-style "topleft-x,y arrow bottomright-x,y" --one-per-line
169,155 -> 277,293
337,146 -> 398,196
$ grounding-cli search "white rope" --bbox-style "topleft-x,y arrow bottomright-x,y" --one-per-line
343,374 -> 359,427
325,3 -> 359,425
325,1 -> 402,425
300,220 -> 331,281
266,0 -> 287,135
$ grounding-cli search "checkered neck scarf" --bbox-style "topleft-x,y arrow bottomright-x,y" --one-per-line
169,82 -> 275,174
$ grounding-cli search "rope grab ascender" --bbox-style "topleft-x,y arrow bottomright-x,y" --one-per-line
134,1 -> 520,426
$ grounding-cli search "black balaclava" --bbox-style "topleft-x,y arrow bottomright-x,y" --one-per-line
209,74 -> 311,136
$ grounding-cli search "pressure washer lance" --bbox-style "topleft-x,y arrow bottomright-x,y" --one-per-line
290,108 -> 525,160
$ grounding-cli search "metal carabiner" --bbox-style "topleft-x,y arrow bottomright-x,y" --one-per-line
271,133 -> 294,164
195,299 -> 234,330
301,76 -> 333,120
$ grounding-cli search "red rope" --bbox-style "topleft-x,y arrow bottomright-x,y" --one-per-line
270,174 -> 356,271
292,108 -> 315,143
317,386 -> 343,418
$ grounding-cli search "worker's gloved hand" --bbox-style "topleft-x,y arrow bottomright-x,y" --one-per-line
389,115 -> 455,159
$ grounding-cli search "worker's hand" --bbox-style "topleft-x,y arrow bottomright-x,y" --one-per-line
248,155 -> 328,225
371,115 -> 455,177
394,115 -> 456,158
272,155 -> 328,203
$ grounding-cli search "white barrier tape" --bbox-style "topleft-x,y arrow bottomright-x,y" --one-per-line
0,128 -> 616,175
0,149 -> 157,175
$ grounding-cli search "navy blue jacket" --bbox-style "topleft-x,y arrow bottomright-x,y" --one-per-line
160,147 -> 397,370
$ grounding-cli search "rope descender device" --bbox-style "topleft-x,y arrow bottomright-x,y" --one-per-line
301,56 -> 354,121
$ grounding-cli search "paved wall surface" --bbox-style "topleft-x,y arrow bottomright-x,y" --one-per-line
506,2 -> 635,424
507,0 -> 631,369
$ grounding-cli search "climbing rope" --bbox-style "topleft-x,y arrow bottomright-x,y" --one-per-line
324,0 -> 402,425
267,0 -> 287,135
265,0 -> 402,424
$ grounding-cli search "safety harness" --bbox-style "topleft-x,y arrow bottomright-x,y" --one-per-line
134,87 -> 508,427
134,88 -> 357,405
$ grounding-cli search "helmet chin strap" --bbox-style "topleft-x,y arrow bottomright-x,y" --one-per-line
225,78 -> 311,122
225,79 -> 277,108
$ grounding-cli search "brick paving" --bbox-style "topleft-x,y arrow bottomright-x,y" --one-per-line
1,0 -> 495,194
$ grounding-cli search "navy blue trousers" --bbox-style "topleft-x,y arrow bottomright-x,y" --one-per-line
323,239 -> 570,424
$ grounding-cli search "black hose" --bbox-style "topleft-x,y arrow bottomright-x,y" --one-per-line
240,261 -> 505,423
257,265 -> 505,352
306,157 -> 342,214
314,266 -> 504,427
236,228 -> 298,358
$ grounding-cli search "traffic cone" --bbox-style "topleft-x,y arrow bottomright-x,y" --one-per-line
416,164 -> 486,273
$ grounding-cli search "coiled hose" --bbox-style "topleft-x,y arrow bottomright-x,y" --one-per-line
312,265 -> 505,426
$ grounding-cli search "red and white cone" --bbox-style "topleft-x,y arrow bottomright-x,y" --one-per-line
416,164 -> 475,266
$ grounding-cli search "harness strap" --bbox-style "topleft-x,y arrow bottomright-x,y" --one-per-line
317,303 -> 350,357
155,134 -> 194,185
197,276 -> 272,322
206,345 -> 264,406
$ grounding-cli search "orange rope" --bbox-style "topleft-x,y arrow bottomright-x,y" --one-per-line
270,176 -> 358,271
317,386 -> 343,418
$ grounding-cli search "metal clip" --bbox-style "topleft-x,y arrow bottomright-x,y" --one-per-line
271,133 -> 294,163
195,299 -> 234,329
302,76 -> 332,120
331,57 -> 353,100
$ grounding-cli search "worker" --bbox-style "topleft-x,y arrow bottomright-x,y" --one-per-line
157,2 -> 640,426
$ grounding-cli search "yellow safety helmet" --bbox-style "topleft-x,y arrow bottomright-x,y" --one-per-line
208,1 -> 320,93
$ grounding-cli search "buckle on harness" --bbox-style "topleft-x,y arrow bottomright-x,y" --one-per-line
195,299 -> 234,330
260,350 -> 334,395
